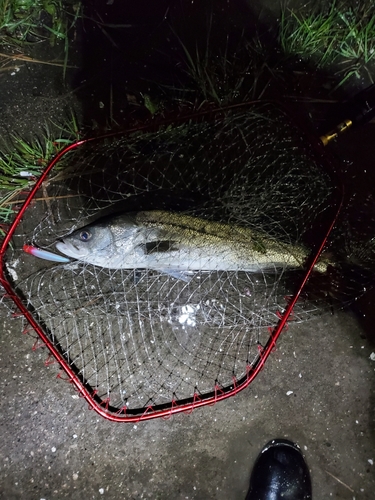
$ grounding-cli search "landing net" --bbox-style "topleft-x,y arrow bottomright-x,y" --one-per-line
1,102 -> 343,420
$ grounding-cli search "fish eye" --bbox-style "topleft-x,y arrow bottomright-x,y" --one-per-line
79,230 -> 92,242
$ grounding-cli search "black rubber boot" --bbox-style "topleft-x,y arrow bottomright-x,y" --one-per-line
245,439 -> 312,500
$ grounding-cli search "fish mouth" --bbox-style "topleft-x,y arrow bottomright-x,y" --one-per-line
56,240 -> 88,259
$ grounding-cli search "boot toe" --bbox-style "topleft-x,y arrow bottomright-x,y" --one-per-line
246,439 -> 312,500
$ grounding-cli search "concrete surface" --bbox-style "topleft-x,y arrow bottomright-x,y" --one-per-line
1,1 -> 375,499
0,310 -> 374,499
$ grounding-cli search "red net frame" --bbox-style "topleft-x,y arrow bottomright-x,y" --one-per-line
0,103 -> 343,422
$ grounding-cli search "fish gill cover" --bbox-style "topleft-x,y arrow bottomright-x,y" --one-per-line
3,102 -> 360,415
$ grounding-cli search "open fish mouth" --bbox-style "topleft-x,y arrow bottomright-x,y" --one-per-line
56,240 -> 88,259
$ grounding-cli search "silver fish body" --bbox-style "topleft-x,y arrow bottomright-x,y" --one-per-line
56,210 -> 328,275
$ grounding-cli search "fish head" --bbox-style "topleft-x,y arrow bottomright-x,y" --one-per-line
55,214 -> 145,268
56,222 -> 115,264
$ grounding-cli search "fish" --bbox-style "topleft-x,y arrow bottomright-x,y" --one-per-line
55,210 -> 330,279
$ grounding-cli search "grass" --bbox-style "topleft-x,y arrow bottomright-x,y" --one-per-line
279,2 -> 339,67
171,14 -> 271,107
0,2 -> 81,231
0,0 -> 81,77
0,0 -> 36,43
279,1 -> 375,88
176,35 -> 270,106
0,113 -> 80,225
335,7 -> 375,86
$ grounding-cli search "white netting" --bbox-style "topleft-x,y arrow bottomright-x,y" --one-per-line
4,103 -> 336,412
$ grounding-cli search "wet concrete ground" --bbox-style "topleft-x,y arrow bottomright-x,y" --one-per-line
1,1 -> 375,499
1,310 -> 374,499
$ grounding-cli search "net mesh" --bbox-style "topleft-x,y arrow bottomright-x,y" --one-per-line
4,102 -> 340,413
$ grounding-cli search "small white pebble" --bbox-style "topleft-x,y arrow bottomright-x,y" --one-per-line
368,459 -> 373,465
286,391 -> 293,396
133,425 -> 137,430
99,488 -> 104,494
304,445 -> 308,451
73,434 -> 78,439
19,171 -> 35,177
356,420 -> 359,424
51,447 -> 56,453
370,352 -> 375,361
73,473 -> 78,481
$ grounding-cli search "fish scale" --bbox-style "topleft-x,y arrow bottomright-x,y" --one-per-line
56,210 -> 330,277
